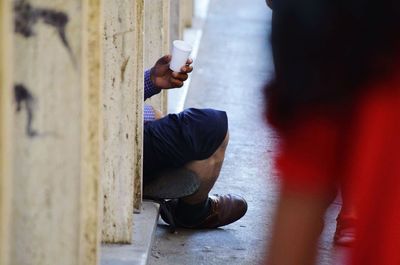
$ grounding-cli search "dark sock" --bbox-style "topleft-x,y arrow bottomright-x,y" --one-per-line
175,198 -> 211,225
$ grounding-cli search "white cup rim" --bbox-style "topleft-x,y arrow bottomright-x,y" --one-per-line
173,40 -> 192,52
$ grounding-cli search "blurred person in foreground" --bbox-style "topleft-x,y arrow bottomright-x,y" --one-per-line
266,0 -> 356,247
264,0 -> 400,265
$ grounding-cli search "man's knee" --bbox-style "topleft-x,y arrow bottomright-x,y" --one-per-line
220,131 -> 229,150
213,131 -> 229,161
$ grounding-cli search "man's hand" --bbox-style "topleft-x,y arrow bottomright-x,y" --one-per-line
153,107 -> 164,120
150,55 -> 193,90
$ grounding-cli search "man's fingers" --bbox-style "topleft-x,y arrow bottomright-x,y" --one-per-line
171,72 -> 189,81
156,54 -> 172,65
180,65 -> 193,73
170,78 -> 184,88
186,58 -> 193,65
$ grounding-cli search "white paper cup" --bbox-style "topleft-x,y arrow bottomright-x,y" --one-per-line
170,40 -> 193,72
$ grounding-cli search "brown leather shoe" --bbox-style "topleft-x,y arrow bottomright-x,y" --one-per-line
160,194 -> 248,229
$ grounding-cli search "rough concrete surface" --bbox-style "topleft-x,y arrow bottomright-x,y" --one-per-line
101,201 -> 159,265
149,0 -> 349,264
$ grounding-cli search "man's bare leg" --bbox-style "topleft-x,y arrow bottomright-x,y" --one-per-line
160,131 -> 247,228
183,132 -> 230,204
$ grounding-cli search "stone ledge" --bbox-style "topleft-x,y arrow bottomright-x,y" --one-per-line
101,201 -> 160,265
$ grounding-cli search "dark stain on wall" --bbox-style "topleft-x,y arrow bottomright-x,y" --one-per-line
14,84 -> 38,138
14,0 -> 75,64
120,57 -> 130,83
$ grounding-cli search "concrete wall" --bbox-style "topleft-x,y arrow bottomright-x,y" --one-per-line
80,0 -> 103,263
170,0 -> 183,42
0,0 -> 193,263
101,0 -> 144,243
144,0 -> 170,114
10,0 -> 100,264
181,0 -> 194,29
0,1 -> 12,264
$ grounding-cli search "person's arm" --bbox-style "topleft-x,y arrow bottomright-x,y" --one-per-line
144,55 -> 193,101
143,55 -> 193,122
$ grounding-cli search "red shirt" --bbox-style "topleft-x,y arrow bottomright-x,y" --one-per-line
275,72 -> 400,265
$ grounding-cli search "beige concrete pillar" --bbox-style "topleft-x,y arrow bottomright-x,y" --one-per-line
80,0 -> 103,263
170,0 -> 182,42
144,0 -> 170,113
10,0 -> 102,264
133,0 -> 145,212
180,0 -> 193,29
171,0 -> 193,42
0,1 -> 13,264
101,0 -> 144,243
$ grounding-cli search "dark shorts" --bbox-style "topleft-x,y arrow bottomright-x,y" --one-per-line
143,108 -> 228,182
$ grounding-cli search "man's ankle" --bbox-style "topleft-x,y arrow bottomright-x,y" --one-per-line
175,198 -> 211,225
